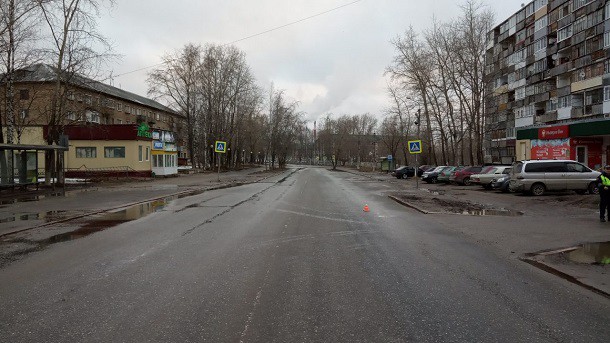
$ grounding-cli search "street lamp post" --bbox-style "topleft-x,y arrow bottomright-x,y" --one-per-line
415,109 -> 421,190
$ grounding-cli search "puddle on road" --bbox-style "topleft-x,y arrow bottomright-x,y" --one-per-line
566,242 -> 610,265
461,209 -> 524,217
0,210 -> 70,224
2,199 -> 168,248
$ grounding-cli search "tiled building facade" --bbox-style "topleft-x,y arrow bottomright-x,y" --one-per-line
485,0 -> 610,169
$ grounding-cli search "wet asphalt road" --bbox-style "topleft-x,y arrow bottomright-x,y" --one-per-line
1,167 -> 609,342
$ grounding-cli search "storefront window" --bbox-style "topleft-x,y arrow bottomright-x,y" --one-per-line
76,147 -> 96,158
138,145 -> 143,162
104,147 -> 125,158
146,147 -> 150,161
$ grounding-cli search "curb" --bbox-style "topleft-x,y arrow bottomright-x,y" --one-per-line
520,256 -> 610,299
0,170 -> 286,239
387,195 -> 440,214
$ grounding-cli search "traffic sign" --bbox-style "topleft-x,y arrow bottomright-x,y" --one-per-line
408,140 -> 422,154
215,141 -> 227,153
387,155 -> 393,161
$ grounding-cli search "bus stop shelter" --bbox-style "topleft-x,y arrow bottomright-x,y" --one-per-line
0,143 -> 68,192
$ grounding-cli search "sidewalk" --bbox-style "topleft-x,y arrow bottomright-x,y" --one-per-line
339,167 -> 610,298
0,167 -> 282,237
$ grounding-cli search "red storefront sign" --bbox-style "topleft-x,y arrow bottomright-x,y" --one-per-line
538,125 -> 570,139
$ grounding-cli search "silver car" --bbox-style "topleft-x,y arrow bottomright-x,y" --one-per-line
510,160 -> 600,196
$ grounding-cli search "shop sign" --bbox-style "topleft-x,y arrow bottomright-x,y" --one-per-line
153,141 -> 164,150
137,122 -> 152,138
531,139 -> 570,160
539,125 -> 569,140
163,131 -> 175,143
165,143 -> 177,152
152,131 -> 160,140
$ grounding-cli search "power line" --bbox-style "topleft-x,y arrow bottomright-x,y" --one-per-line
110,0 -> 363,80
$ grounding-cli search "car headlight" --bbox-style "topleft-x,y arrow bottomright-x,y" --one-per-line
496,176 -> 508,182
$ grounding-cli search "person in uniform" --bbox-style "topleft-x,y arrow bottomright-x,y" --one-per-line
597,165 -> 610,222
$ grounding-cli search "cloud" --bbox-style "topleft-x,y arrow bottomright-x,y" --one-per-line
100,0 -> 525,120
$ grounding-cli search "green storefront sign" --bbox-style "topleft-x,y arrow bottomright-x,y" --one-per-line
137,122 -> 152,138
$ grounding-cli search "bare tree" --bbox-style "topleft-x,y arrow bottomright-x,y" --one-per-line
148,43 -> 201,167
0,0 -> 39,183
36,0 -> 115,185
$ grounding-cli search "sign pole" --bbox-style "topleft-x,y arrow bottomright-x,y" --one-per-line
415,153 -> 419,190
214,140 -> 227,182
217,153 -> 221,182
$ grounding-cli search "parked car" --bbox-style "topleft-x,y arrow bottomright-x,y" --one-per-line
417,165 -> 434,177
510,160 -> 600,196
451,166 -> 483,185
434,166 -> 456,184
392,166 -> 416,179
471,166 -> 512,189
491,168 -> 512,192
421,166 -> 448,184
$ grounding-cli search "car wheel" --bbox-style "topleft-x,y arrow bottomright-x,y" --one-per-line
463,177 -> 471,186
431,177 -> 437,184
402,174 -> 408,179
588,182 -> 599,195
530,183 -> 546,196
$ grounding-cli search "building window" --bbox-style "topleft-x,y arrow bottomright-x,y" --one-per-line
104,147 -> 126,158
67,91 -> 75,100
534,38 -> 547,52
146,147 -> 150,161
76,147 -> 97,158
604,86 -> 610,102
546,98 -> 558,112
557,25 -> 572,43
605,32 -> 610,48
534,15 -> 547,32
19,89 -> 29,100
117,102 -> 123,111
20,109 -> 29,120
138,145 -> 143,162
573,16 -> 586,33
85,110 -> 100,123
558,96 -> 572,108
66,112 -> 76,121
153,155 -> 162,167
85,95 -> 92,105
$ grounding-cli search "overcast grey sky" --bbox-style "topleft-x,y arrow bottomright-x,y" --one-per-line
99,0 -> 525,123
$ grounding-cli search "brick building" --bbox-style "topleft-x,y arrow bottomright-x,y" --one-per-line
485,0 -> 610,169
1,64 -> 186,177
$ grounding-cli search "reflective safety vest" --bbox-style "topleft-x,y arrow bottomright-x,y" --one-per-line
601,175 -> 610,187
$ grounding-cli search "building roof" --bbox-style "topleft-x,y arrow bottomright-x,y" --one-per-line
10,64 -> 181,117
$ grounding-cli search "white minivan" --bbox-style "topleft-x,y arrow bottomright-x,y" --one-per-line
510,160 -> 600,196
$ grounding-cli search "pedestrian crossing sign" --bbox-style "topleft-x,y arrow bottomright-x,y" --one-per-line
215,141 -> 227,153
408,140 -> 422,154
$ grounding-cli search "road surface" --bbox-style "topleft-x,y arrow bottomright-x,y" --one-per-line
1,167 -> 609,342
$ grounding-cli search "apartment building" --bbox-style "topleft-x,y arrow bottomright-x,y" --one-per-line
485,0 -> 610,169
1,64 -> 185,177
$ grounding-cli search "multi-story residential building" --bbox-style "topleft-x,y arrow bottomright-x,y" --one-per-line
1,64 -> 186,177
485,0 -> 610,169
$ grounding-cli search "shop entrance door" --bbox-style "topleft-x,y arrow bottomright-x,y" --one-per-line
576,146 -> 587,165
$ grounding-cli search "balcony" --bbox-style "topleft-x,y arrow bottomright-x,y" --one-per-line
537,111 -> 558,123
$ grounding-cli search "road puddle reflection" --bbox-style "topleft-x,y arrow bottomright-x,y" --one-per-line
0,211 -> 69,224
566,242 -> 610,265
461,209 -> 524,217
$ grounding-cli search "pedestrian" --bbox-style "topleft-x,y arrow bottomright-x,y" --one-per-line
597,165 -> 610,222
